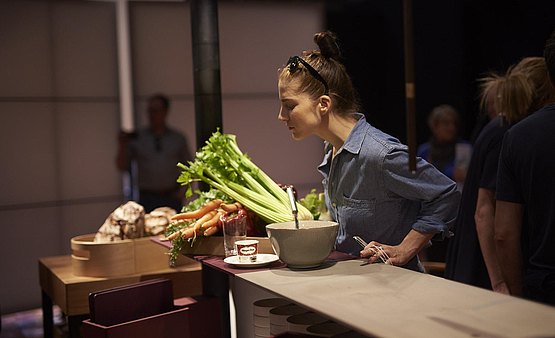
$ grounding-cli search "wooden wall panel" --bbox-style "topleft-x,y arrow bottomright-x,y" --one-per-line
0,0 -> 324,313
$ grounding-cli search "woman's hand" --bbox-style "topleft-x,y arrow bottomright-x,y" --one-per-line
360,230 -> 435,266
360,241 -> 412,266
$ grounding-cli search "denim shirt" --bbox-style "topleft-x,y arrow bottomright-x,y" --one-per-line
317,115 -> 460,270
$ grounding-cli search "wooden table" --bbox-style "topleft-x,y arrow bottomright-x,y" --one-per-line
38,255 -> 202,338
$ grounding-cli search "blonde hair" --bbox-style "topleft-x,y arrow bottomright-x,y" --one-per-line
511,57 -> 555,112
478,72 -> 503,117
498,57 -> 555,124
497,71 -> 534,123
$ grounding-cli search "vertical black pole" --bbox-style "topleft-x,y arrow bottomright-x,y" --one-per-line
403,0 -> 417,173
191,0 -> 223,151
190,2 -> 228,337
42,290 -> 53,338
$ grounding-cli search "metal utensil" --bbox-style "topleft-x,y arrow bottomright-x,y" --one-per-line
353,236 -> 390,264
353,236 -> 368,249
286,186 -> 299,229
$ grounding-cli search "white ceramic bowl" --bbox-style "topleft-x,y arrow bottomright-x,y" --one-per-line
265,220 -> 339,269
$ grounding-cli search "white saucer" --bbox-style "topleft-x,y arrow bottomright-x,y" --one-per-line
224,254 -> 280,268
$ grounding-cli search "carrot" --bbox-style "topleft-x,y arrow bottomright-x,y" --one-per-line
200,210 -> 225,231
203,226 -> 220,236
178,211 -> 217,240
191,210 -> 218,231
220,201 -> 242,213
164,228 -> 184,241
171,199 -> 223,221
179,227 -> 196,240
165,209 -> 219,241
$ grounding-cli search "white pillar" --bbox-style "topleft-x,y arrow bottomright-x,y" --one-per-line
115,0 -> 136,200
116,0 -> 134,132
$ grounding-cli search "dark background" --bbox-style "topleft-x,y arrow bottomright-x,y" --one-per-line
325,0 -> 555,145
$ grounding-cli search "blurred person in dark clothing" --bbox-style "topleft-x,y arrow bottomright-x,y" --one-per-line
116,94 -> 192,212
494,30 -> 555,306
417,104 -> 471,263
446,56 -> 551,291
417,104 -> 472,190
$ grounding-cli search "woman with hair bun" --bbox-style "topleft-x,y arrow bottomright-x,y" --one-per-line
277,31 -> 460,271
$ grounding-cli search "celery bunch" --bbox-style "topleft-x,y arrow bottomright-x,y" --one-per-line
299,189 -> 327,220
177,131 -> 313,224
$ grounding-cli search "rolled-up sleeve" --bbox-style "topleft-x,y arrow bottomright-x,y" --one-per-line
382,147 -> 461,238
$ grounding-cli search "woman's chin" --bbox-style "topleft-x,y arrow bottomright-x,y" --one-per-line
291,131 -> 307,141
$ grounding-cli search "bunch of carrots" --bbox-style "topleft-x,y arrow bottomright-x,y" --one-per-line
164,199 -> 243,241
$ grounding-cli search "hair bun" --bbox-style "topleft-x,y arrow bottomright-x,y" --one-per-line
314,31 -> 342,61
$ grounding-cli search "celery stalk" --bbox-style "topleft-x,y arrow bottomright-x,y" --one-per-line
177,131 -> 313,224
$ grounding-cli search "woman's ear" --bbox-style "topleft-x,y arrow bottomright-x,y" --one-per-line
318,95 -> 331,115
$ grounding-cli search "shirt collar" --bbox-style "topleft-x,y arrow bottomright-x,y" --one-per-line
339,113 -> 368,155
318,113 -> 369,172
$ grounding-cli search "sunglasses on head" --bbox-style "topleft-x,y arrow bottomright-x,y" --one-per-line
287,56 -> 329,95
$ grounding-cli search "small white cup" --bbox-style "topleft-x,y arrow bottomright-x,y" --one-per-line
235,239 -> 259,262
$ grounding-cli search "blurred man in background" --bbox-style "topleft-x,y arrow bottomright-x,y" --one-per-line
116,94 -> 192,212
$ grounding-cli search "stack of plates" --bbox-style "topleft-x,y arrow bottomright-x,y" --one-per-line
286,312 -> 329,334
269,304 -> 309,336
253,298 -> 291,338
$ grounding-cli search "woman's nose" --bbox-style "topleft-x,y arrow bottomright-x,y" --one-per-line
278,108 -> 288,121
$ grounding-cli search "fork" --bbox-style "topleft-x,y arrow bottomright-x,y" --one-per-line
353,236 -> 391,264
